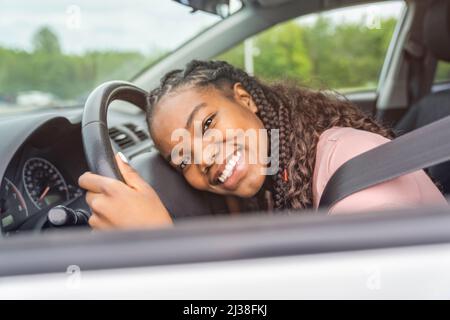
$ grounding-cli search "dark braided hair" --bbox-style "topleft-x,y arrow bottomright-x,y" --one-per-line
147,60 -> 394,210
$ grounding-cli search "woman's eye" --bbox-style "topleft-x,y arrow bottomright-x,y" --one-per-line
202,115 -> 215,134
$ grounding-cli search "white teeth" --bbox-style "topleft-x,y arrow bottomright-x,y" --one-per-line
218,151 -> 241,184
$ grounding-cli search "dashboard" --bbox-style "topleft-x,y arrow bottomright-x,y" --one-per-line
0,120 -> 86,233
0,105 -> 152,235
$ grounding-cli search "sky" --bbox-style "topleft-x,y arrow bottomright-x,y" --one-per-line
0,0 -> 403,55
297,1 -> 403,26
0,0 -> 220,54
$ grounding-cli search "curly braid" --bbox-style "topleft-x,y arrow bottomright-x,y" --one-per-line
146,60 -> 394,210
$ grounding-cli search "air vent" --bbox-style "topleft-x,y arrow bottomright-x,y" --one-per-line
124,123 -> 149,141
108,127 -> 135,149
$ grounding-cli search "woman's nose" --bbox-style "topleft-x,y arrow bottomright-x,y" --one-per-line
194,141 -> 219,174
200,150 -> 217,174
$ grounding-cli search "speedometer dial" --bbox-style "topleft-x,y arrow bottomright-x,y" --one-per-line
0,178 -> 28,232
22,157 -> 69,209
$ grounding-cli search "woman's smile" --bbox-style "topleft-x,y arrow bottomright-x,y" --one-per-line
216,150 -> 241,184
213,147 -> 247,191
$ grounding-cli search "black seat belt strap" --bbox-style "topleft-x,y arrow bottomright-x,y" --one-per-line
318,115 -> 450,210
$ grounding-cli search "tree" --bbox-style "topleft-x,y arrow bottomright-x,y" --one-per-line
436,62 -> 450,82
0,16 -> 400,104
217,21 -> 312,84
32,26 -> 61,54
216,16 -> 398,91
253,21 -> 312,83
0,29 -> 161,100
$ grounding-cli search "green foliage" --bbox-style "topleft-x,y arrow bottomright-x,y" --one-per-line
435,61 -> 450,83
32,26 -> 61,54
0,17 -> 406,104
253,21 -> 312,82
217,16 -> 398,92
217,42 -> 245,70
0,26 -> 164,101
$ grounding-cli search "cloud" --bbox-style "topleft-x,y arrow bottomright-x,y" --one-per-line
0,0 -> 220,54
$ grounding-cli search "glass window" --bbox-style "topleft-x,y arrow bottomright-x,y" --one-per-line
216,1 -> 404,93
0,0 -> 224,109
434,61 -> 450,84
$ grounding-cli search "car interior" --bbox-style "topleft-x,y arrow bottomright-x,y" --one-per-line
395,0 -> 450,193
1,0 -> 450,286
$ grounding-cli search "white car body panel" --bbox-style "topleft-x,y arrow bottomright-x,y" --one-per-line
1,243 -> 450,299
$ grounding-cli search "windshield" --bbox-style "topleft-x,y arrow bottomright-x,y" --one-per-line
0,0 -> 223,111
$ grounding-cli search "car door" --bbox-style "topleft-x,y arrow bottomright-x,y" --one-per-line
1,206 -> 450,299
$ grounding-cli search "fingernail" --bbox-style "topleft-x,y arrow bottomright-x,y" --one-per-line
118,152 -> 129,164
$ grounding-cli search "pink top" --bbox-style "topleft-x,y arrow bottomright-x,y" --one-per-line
312,127 -> 448,214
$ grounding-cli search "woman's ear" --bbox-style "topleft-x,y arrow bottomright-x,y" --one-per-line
233,82 -> 258,113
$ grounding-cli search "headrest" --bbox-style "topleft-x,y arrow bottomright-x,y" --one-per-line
424,0 -> 450,61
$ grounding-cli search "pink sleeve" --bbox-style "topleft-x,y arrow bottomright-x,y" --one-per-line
313,127 -> 447,215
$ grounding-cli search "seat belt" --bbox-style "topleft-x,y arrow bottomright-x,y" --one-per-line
318,115 -> 450,210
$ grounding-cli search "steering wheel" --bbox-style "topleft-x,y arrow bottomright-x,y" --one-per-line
82,81 -> 146,181
81,81 -> 227,219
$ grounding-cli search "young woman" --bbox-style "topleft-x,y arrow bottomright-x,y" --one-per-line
79,60 -> 447,230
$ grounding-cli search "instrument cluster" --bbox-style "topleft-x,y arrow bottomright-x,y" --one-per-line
0,122 -> 88,234
0,156 -> 83,232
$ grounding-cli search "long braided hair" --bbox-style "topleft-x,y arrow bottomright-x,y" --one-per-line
146,60 -> 394,210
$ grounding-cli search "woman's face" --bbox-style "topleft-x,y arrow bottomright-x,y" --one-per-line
150,83 -> 268,198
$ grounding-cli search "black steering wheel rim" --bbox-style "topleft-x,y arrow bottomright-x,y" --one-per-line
81,81 -> 148,181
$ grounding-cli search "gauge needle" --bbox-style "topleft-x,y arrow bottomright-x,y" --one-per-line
38,186 -> 50,201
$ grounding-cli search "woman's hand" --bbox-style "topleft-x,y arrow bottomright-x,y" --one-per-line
78,153 -> 173,230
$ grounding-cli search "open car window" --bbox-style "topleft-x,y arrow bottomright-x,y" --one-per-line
215,1 -> 405,94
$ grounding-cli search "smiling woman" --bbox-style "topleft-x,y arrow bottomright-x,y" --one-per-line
77,59 -> 447,230
0,0 -> 222,111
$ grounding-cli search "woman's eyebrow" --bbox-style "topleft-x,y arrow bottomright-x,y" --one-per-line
185,102 -> 207,129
